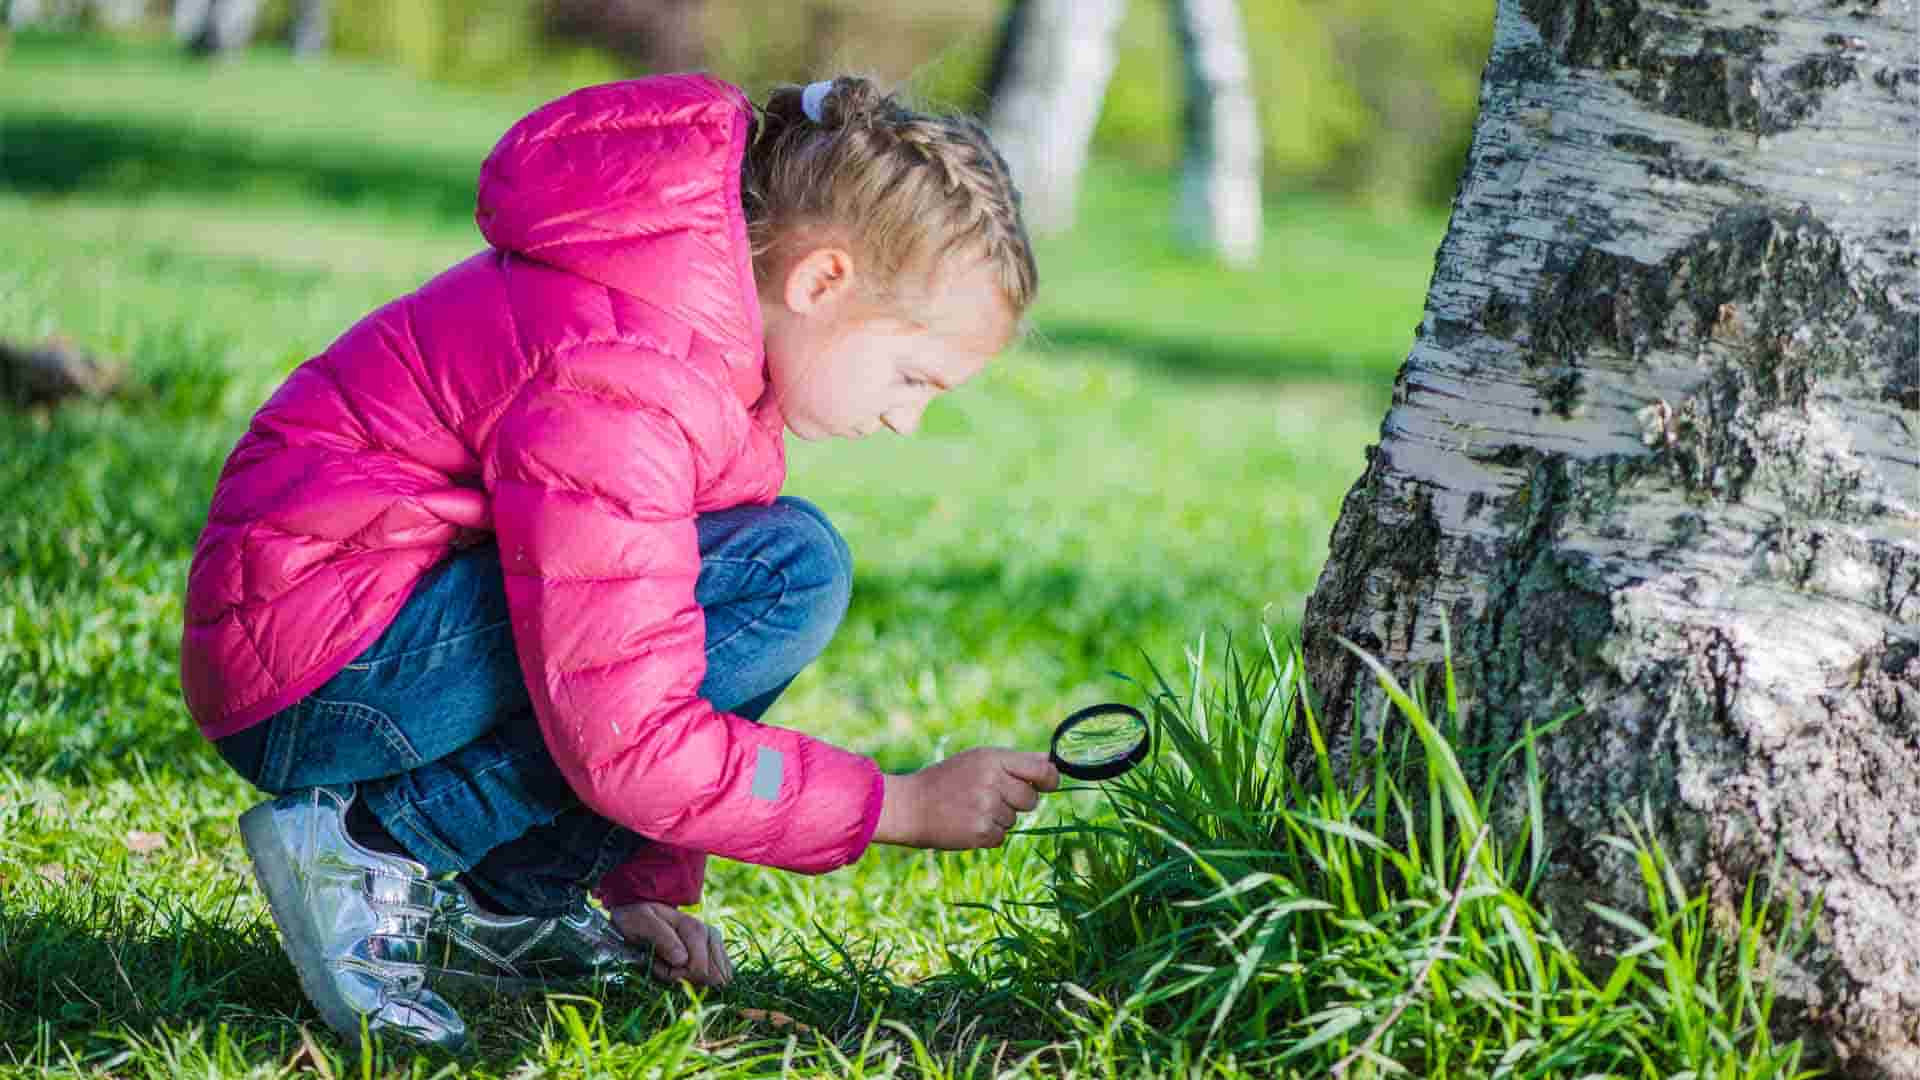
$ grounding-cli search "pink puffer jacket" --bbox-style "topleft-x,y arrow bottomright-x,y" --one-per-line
181,74 -> 885,907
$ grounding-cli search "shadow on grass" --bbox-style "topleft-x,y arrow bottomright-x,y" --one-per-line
1,886 -> 308,1056
0,883 -> 1048,1070
0,110 -> 477,222
1033,318 -> 1402,386
0,884 -> 601,1067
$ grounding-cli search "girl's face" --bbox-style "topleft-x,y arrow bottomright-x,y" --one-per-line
760,250 -> 1015,441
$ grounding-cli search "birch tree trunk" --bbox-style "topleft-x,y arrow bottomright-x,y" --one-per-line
91,0 -> 139,27
1170,0 -> 1262,266
1300,0 -> 1918,1072
290,0 -> 328,58
171,0 -> 208,41
176,0 -> 261,55
5,0 -> 123,28
984,0 -> 1126,235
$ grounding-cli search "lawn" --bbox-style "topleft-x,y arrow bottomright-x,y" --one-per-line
0,29 -> 1471,1077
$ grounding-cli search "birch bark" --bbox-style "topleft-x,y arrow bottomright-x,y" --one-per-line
984,0 -> 1126,235
291,0 -> 328,58
1171,0 -> 1262,266
1300,0 -> 1918,1071
176,0 -> 260,55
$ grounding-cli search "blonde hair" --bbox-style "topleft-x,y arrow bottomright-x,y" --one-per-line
743,77 -> 1038,320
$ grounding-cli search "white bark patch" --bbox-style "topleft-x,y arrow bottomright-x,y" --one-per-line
985,0 -> 1126,235
1172,0 -> 1263,267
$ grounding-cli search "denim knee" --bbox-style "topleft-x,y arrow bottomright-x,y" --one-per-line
768,496 -> 852,654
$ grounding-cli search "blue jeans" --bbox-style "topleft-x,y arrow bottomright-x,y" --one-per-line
214,496 -> 852,916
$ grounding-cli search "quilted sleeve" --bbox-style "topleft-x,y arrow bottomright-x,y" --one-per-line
593,842 -> 707,909
484,356 -> 886,892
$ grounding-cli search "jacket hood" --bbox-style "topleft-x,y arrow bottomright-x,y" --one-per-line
476,74 -> 766,399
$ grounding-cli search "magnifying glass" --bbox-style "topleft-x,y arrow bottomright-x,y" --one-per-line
1049,703 -> 1151,781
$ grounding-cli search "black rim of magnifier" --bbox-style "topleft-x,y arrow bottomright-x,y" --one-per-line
1050,703 -> 1151,781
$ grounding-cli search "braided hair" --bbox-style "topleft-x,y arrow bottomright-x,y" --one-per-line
743,77 -> 1038,319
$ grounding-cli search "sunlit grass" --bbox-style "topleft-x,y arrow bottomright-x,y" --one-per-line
972,632 -> 1820,1077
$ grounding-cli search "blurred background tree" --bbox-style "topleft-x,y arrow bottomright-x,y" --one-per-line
172,0 -> 260,54
0,0 -> 1493,212
982,0 -> 1124,237
982,0 -> 1261,266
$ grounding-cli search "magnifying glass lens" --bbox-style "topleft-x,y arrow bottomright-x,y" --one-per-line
1057,713 -> 1143,766
1051,704 -> 1149,781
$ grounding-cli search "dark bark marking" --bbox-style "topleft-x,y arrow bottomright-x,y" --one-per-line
1526,243 -> 1669,366
1310,455 -> 1447,663
1542,368 -> 1586,417
1607,131 -> 1668,156
1520,206 -> 1916,503
1465,450 -> 1631,830
1301,443 -> 1451,730
1483,293 -> 1522,338
1426,316 -> 1478,349
1871,64 -> 1920,104
1484,39 -> 1557,88
1644,36 -> 1853,134
1704,628 -> 1742,735
1879,636 -> 1918,681
1882,226 -> 1918,273
1519,0 -> 1862,133
1520,0 -> 1688,70
1609,130 -> 1751,187
1880,545 -> 1920,623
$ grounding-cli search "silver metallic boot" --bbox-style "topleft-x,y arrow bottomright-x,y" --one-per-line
238,786 -> 468,1051
426,879 -> 642,995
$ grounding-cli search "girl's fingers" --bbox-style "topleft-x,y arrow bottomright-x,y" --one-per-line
616,903 -> 701,983
645,906 -> 692,965
615,903 -> 679,959
654,914 -> 731,987
618,903 -> 731,987
674,914 -> 713,983
1001,751 -> 1061,792
707,924 -> 732,984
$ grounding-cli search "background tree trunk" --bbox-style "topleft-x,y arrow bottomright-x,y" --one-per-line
1300,0 -> 1918,1072
1170,0 -> 1261,267
984,0 -> 1125,235
290,0 -> 328,58
176,0 -> 261,55
7,0 -> 135,28
540,0 -> 707,75
171,0 -> 208,42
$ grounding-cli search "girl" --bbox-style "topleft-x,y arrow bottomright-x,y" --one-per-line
181,73 -> 1054,1051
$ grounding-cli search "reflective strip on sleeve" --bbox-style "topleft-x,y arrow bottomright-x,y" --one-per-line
751,747 -> 784,801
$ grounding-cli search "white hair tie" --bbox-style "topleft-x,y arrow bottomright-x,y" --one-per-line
800,80 -> 834,124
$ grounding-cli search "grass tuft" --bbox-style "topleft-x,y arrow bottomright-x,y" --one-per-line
972,629 -> 1821,1078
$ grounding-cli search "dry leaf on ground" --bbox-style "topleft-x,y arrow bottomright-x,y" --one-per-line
736,1007 -> 813,1034
125,830 -> 167,855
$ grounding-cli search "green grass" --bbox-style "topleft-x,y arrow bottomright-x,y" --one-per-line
0,29 -> 1812,1079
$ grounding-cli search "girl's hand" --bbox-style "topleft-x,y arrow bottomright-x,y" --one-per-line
608,901 -> 734,987
874,748 -> 1061,850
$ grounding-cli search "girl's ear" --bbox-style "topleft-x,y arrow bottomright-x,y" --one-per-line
782,246 -> 859,315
